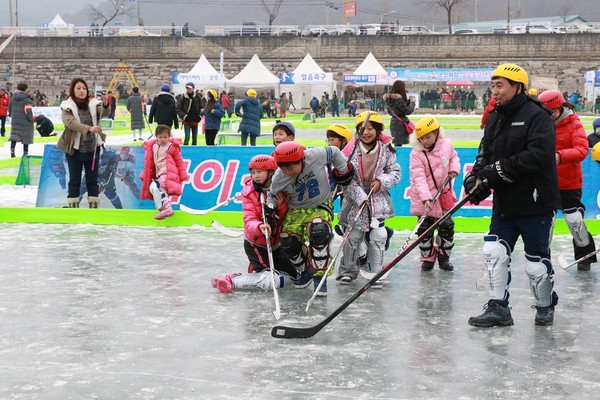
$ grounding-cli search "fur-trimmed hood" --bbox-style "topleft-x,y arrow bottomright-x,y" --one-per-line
409,127 -> 448,150
383,92 -> 403,101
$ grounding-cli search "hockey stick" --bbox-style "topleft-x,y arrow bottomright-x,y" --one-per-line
557,248 -> 600,270
271,191 -> 474,339
261,193 -> 281,320
179,192 -> 241,215
331,112 -> 371,200
359,175 -> 453,280
306,188 -> 374,312
211,220 -> 243,237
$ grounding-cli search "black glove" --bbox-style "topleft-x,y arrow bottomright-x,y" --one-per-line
263,204 -> 279,237
332,162 -> 354,186
463,173 -> 491,205
476,160 -> 514,188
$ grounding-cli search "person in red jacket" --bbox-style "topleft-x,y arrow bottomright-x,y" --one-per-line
211,154 -> 299,294
139,124 -> 189,220
539,90 -> 597,271
480,97 -> 496,129
0,87 -> 9,137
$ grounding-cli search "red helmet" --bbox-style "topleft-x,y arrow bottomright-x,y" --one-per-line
273,141 -> 305,163
248,154 -> 277,171
538,90 -> 565,109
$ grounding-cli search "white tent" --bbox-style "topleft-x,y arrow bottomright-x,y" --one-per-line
352,52 -> 389,84
280,53 -> 337,109
48,14 -> 68,27
227,54 -> 280,97
171,54 -> 226,94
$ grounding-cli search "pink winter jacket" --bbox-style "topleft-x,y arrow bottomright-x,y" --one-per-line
408,131 -> 460,218
242,176 -> 287,247
140,137 -> 189,200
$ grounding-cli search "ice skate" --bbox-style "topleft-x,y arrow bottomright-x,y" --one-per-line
421,261 -> 435,271
211,274 -> 234,294
577,261 -> 591,271
533,305 -> 554,326
438,256 -> 454,271
337,275 -> 353,285
468,300 -> 514,328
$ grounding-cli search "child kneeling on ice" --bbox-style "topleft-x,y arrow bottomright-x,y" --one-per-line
212,155 -> 300,294
139,124 -> 189,220
409,117 -> 459,271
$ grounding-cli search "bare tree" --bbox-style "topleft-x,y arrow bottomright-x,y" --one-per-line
558,6 -> 570,24
421,0 -> 465,34
260,0 -> 285,26
88,0 -> 132,28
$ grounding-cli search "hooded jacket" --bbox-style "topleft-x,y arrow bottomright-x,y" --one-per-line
126,92 -> 145,130
408,129 -> 460,217
57,97 -> 109,155
234,96 -> 262,136
383,92 -> 414,146
553,108 -> 588,191
8,90 -> 34,144
242,176 -> 287,247
0,91 -> 9,117
201,100 -> 225,130
140,137 -> 188,200
149,92 -> 179,129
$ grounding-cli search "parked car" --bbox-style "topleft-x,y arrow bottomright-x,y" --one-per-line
358,23 -> 382,36
301,25 -> 335,37
454,28 -> 479,35
397,25 -> 436,35
228,21 -> 269,36
271,26 -> 300,36
335,25 -> 358,35
510,24 -> 553,34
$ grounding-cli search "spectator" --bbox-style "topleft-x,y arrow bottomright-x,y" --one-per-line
279,93 -> 288,118
7,82 -> 34,158
226,93 -> 235,118
288,92 -> 296,110
383,79 -> 413,147
107,90 -> 117,120
331,92 -> 340,117
149,84 -> 179,130
126,87 -> 145,142
0,87 -> 9,137
202,89 -> 225,146
34,114 -> 55,137
310,95 -> 319,116
234,88 -> 263,146
176,82 -> 203,145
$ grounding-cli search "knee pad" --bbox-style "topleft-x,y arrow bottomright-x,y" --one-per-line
482,235 -> 511,302
524,253 -> 554,307
437,217 -> 455,241
436,235 -> 454,257
280,232 -> 305,265
149,179 -> 166,210
232,270 -> 283,291
307,218 -> 333,271
343,229 -> 364,265
564,207 -> 590,247
367,226 -> 387,272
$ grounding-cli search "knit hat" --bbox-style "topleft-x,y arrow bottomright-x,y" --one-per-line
161,84 -> 170,92
186,82 -> 195,89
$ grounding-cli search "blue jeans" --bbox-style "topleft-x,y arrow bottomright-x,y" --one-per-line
66,150 -> 99,198
488,211 -> 555,258
183,124 -> 198,145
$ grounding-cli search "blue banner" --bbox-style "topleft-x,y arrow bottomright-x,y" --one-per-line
388,68 -> 495,82
36,145 -> 600,219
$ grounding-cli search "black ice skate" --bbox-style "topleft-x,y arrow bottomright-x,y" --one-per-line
468,300 -> 514,328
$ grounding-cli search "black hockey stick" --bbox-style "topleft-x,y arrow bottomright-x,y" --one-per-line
271,191 -> 474,339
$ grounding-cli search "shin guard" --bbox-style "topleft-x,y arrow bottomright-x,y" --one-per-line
482,235 -> 511,303
524,253 -> 554,307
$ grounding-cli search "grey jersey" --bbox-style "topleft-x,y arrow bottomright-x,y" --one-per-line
269,146 -> 348,209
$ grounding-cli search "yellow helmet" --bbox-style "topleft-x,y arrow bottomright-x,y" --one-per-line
414,117 -> 440,138
491,63 -> 529,90
246,89 -> 257,97
327,124 -> 353,142
355,111 -> 384,130
593,142 -> 600,162
208,89 -> 218,100
528,88 -> 538,97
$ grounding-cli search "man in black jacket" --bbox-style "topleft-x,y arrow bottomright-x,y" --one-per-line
149,84 -> 179,130
176,82 -> 202,145
463,63 -> 561,328
34,114 -> 55,137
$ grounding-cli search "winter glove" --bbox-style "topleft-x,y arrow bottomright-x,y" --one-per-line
263,204 -> 279,237
463,173 -> 491,205
332,162 -> 354,186
476,160 -> 514,188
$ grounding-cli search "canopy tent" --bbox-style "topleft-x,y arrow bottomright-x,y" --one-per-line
279,53 -> 336,108
343,52 -> 390,111
171,54 -> 226,95
47,14 -> 68,27
44,14 -> 73,36
226,54 -> 280,98
352,52 -> 389,84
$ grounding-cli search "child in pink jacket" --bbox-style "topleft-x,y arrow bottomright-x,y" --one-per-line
140,124 -> 189,220
211,155 -> 299,294
409,117 -> 460,271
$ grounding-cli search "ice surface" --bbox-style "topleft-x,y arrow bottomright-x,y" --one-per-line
0,223 -> 599,399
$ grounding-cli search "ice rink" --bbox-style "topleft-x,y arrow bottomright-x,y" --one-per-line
0,222 -> 599,399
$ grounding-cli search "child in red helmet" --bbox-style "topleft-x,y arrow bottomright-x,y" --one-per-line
211,155 -> 299,294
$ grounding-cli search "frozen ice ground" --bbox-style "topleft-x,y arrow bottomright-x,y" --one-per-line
0,223 -> 599,399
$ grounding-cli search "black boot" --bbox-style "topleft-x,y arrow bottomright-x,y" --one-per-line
438,256 -> 454,271
468,300 -> 514,327
533,305 -> 555,326
421,261 -> 435,271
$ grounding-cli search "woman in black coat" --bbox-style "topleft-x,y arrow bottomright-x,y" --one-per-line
383,80 -> 414,147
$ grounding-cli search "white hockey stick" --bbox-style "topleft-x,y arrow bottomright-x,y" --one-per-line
557,248 -> 600,270
306,189 -> 374,312
261,193 -> 281,320
360,175 -> 453,280
179,192 -> 241,215
211,221 -> 243,237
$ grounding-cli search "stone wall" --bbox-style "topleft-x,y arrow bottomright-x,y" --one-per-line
2,34 -> 599,98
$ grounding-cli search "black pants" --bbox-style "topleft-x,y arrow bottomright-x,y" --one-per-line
0,116 -> 6,135
244,240 -> 297,278
66,149 -> 99,198
241,132 -> 257,146
205,128 -> 218,146
10,140 -> 29,155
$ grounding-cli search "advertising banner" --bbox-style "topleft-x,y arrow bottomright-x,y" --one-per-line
36,145 -> 600,219
388,68 -> 494,82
